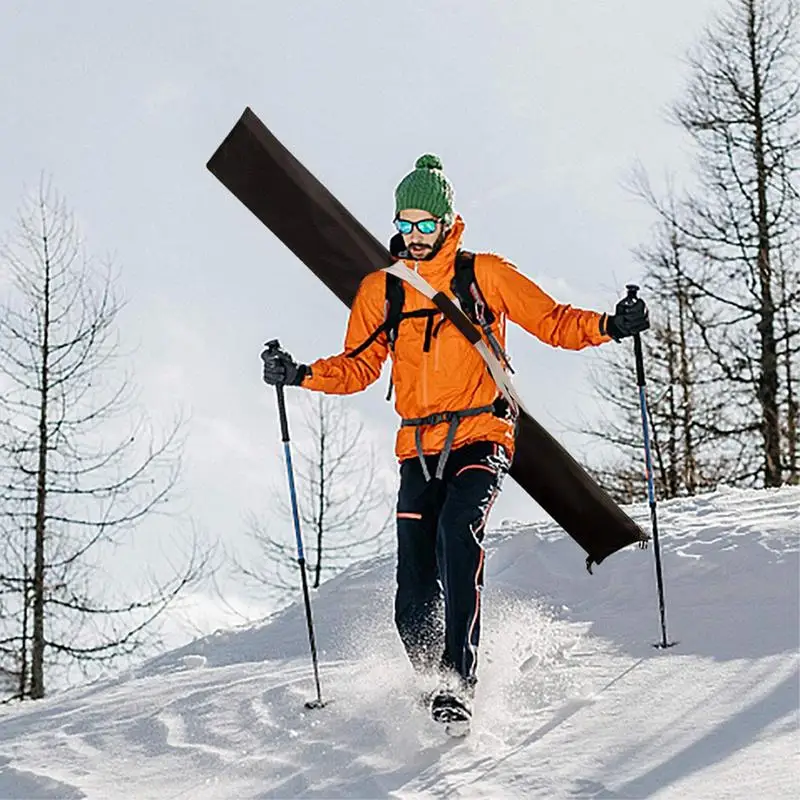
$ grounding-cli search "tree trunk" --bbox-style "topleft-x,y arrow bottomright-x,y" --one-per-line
781,258 -> 798,484
675,265 -> 697,495
748,0 -> 782,486
30,207 -> 52,699
787,381 -> 798,484
19,564 -> 31,699
664,316 -> 679,498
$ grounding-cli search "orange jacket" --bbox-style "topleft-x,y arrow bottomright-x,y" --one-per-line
303,216 -> 610,461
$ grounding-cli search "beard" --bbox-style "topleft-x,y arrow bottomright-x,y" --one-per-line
408,228 -> 448,260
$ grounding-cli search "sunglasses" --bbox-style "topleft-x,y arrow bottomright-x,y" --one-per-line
394,218 -> 440,235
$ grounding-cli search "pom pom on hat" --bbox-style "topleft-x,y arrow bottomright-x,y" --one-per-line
415,154 -> 444,170
395,154 -> 455,224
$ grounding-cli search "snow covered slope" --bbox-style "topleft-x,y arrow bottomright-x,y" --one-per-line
1,487 -> 798,799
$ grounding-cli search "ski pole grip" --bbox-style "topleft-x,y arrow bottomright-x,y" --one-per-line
624,286 -> 647,386
264,339 -> 291,442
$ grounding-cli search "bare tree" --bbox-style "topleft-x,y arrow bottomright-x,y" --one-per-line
0,180 -> 205,701
625,0 -> 799,489
580,207 -> 747,503
776,243 -> 800,483
235,393 -> 393,609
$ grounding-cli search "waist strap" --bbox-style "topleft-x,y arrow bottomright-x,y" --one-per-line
401,404 -> 495,481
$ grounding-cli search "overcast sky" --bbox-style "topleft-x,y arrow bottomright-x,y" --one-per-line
2,1 -> 727,629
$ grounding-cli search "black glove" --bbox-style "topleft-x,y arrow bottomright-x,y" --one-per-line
602,295 -> 650,341
260,344 -> 309,386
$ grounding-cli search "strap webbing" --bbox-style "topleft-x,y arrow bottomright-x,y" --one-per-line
402,405 -> 495,481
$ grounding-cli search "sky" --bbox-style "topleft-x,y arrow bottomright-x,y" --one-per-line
1,486 -> 798,797
0,0 -> 729,624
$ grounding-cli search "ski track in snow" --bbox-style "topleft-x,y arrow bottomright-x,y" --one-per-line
0,486 -> 798,799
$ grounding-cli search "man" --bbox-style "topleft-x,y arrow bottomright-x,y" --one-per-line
261,154 -> 648,728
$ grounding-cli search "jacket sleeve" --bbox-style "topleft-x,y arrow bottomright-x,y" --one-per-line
477,254 -> 611,350
301,272 -> 390,394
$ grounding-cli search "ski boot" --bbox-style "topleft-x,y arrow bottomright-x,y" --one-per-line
430,688 -> 472,737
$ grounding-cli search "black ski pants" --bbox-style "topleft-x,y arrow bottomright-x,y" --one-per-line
394,440 -> 511,687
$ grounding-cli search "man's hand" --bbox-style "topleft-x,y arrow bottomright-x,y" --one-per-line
602,295 -> 650,341
260,344 -> 308,386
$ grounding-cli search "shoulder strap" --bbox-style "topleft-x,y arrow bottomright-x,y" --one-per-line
452,250 -> 513,372
344,276 -> 398,359
451,250 -> 495,326
345,271 -> 408,359
349,266 -> 440,360
384,272 -> 405,349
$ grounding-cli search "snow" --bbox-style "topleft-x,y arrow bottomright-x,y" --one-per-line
1,486 -> 798,799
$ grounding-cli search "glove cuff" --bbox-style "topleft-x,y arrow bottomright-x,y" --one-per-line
604,314 -> 623,342
291,364 -> 311,386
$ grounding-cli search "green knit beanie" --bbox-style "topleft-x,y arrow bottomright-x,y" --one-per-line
394,154 -> 455,225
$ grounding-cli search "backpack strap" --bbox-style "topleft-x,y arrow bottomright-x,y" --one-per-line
384,272 -> 405,351
345,272 -> 411,360
383,275 -> 438,344
381,272 -> 439,400
452,251 -> 495,326
345,270 -> 437,401
452,250 -> 514,373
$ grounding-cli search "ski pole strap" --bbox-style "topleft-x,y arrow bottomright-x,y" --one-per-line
402,404 -> 495,481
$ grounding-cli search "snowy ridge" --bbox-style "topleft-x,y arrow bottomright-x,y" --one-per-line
1,487 -> 798,799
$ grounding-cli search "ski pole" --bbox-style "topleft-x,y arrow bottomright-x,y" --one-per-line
624,286 -> 675,650
263,339 -> 326,708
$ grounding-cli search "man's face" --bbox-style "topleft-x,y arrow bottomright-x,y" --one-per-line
396,208 -> 445,260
